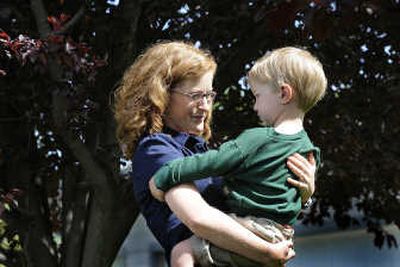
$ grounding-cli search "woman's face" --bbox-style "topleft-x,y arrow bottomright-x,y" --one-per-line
164,71 -> 215,135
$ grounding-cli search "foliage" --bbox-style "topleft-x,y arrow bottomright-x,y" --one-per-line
0,190 -> 25,267
0,0 -> 399,266
1,2 -> 138,266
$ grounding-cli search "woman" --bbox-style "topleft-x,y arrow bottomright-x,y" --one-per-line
114,41 -> 316,266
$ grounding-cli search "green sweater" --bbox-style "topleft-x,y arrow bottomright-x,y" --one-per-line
154,127 -> 320,225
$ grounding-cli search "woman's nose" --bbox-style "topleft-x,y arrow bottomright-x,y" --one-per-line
197,97 -> 211,111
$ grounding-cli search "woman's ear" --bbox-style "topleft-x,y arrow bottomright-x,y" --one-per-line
280,83 -> 294,104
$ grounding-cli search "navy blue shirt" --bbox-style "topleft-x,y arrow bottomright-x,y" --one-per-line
131,128 -> 225,263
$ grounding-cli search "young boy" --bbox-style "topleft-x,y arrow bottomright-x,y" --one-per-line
149,46 -> 327,267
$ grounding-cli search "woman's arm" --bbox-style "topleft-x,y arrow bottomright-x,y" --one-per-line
286,152 -> 316,204
165,183 -> 295,265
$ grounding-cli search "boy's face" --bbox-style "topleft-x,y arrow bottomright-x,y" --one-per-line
250,79 -> 283,126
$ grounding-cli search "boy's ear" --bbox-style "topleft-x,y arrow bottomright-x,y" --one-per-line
280,83 -> 294,104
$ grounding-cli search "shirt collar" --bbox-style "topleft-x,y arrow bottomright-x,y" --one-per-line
163,127 -> 206,148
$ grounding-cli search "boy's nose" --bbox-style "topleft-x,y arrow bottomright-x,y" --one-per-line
253,102 -> 258,112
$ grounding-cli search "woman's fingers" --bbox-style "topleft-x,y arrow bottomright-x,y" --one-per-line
287,159 -> 307,182
287,153 -> 316,182
289,153 -> 309,167
287,152 -> 316,202
287,177 -> 308,190
306,152 -> 316,166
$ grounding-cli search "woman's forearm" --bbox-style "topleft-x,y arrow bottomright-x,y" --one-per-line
165,184 -> 289,264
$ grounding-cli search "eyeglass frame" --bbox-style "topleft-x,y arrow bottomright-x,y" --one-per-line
171,90 -> 217,103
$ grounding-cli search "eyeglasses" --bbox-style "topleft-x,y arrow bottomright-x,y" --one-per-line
172,90 -> 217,102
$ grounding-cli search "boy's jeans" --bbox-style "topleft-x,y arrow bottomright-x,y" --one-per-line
190,214 -> 294,267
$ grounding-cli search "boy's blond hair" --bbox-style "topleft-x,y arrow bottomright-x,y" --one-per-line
248,46 -> 327,112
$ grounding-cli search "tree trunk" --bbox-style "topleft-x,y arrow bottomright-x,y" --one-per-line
26,0 -> 145,266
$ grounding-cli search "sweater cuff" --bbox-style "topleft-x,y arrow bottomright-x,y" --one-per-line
153,165 -> 173,192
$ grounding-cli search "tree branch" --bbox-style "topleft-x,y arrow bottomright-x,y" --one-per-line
28,1 -> 143,266
30,0 -> 51,38
24,177 -> 58,267
0,116 -> 24,122
51,91 -> 109,190
61,167 -> 90,267
56,5 -> 86,35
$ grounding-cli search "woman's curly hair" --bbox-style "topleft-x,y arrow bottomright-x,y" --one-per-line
114,41 -> 217,159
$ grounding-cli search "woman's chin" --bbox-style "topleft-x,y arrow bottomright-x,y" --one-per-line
188,125 -> 204,136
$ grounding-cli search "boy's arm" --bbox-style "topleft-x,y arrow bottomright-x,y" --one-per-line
152,139 -> 245,193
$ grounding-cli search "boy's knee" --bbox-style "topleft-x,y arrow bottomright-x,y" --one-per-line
171,238 -> 195,267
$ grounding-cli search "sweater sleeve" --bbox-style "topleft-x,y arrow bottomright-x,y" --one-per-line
154,139 -> 246,191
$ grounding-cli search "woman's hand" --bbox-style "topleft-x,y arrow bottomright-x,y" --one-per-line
267,240 -> 296,267
286,152 -> 316,204
165,184 -> 296,266
149,177 -> 166,202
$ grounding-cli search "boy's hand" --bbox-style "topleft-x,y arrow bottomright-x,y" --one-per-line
149,177 -> 165,202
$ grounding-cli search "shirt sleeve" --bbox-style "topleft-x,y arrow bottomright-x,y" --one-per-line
154,139 -> 246,192
132,134 -> 184,201
131,135 -> 193,254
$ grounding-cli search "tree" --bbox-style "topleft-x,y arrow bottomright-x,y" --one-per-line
1,0 -> 399,266
1,1 -> 143,266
